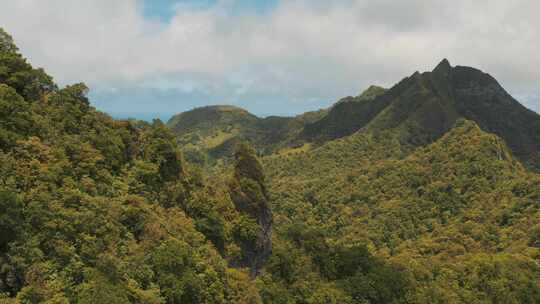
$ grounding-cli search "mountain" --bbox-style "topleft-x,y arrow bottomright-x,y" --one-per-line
1,25 -> 539,304
264,118 -> 540,303
167,105 -> 326,163
301,59 -> 540,169
169,60 -> 540,171
0,27 -> 419,304
166,59 -> 540,302
360,59 -> 540,169
299,85 -> 387,141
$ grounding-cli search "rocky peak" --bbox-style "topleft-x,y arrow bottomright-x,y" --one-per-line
228,143 -> 273,278
432,58 -> 452,76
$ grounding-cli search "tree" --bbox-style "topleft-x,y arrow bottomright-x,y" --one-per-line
0,28 -> 18,54
0,191 -> 23,251
0,34 -> 56,101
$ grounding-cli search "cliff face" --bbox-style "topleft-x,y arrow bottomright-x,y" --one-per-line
228,143 -> 272,278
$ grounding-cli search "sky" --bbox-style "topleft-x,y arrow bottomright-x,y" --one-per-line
1,0 -> 540,121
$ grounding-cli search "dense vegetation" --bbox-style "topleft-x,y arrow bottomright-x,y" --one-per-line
0,29 -> 416,303
166,105 -> 326,164
264,119 -> 540,303
0,28 -> 271,303
1,27 -> 539,303
169,59 -> 540,303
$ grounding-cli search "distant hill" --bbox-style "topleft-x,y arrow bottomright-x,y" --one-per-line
169,59 -> 540,170
166,86 -> 389,163
167,105 -> 327,163
168,105 -> 258,135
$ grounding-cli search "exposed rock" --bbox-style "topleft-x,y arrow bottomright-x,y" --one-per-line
228,143 -> 272,278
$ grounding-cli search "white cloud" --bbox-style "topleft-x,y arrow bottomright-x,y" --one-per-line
0,0 -> 539,115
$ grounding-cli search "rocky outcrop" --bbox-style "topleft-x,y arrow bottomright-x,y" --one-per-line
228,143 -> 272,278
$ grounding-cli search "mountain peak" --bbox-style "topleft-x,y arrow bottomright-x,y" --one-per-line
358,85 -> 387,101
432,58 -> 452,75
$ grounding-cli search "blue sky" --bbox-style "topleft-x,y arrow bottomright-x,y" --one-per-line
2,0 -> 540,121
142,0 -> 202,21
142,0 -> 278,21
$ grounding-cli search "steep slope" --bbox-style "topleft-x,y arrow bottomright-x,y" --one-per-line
300,59 -> 540,170
0,29 -> 270,303
170,60 -> 540,170
0,28 -> 415,304
360,59 -> 540,169
264,119 -> 540,303
228,143 -> 273,278
300,85 -> 387,141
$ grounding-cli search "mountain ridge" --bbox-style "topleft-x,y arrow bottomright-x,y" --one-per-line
0,27 -> 539,303
169,59 -> 540,171
262,117 -> 539,303
166,103 -> 328,163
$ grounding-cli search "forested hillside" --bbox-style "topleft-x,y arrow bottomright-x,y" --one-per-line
167,105 -> 326,164
169,59 -> 540,302
0,28 -> 269,303
258,59 -> 540,302
264,119 -> 540,302
0,27 -> 539,304
0,28 -> 415,303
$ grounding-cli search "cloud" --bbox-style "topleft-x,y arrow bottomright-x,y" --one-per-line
1,0 -> 539,117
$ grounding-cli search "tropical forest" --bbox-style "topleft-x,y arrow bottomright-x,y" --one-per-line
0,15 -> 539,304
